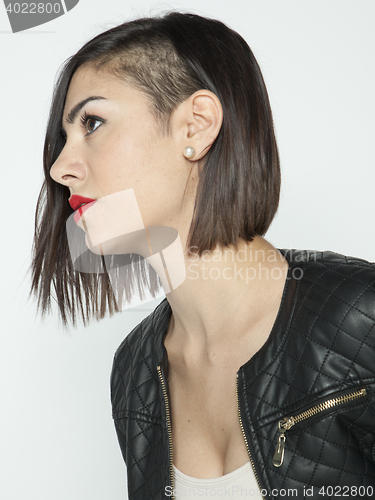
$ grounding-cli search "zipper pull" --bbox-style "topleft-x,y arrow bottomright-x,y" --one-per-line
273,417 -> 295,467
273,431 -> 286,467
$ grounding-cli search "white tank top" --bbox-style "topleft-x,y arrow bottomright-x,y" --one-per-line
173,461 -> 262,498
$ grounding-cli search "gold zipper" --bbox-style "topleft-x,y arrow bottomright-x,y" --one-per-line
273,387 -> 367,467
236,373 -> 265,500
157,365 -> 174,500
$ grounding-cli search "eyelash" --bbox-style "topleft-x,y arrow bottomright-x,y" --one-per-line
80,111 -> 106,135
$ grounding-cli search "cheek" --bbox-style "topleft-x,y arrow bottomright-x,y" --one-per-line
88,137 -> 139,193
87,123 -> 171,203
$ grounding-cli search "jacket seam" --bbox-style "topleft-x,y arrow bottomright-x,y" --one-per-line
112,410 -> 164,425
111,356 -> 128,412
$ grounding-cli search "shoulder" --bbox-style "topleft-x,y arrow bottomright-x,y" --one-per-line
283,248 -> 375,357
281,247 -> 375,269
281,248 -> 375,292
283,247 -> 375,310
110,298 -> 170,415
113,309 -> 154,367
112,298 -> 169,369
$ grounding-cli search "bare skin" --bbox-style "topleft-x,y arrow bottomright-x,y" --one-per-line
164,238 -> 289,478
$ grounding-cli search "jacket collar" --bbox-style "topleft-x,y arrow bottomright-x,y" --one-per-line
239,248 -> 300,384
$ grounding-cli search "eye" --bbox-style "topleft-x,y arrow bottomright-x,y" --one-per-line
80,111 -> 105,135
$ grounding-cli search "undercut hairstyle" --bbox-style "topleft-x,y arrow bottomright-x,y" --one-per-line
31,11 -> 281,326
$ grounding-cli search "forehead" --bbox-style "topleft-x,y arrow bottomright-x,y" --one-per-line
63,65 -> 148,118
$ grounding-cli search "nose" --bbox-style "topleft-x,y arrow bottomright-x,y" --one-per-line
50,141 -> 87,188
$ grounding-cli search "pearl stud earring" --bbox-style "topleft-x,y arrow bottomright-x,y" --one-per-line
183,146 -> 195,159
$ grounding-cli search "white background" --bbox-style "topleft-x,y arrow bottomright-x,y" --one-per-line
1,1 -> 374,499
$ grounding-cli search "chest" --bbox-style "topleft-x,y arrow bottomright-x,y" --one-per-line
167,363 -> 251,478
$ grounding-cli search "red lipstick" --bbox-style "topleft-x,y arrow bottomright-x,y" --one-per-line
69,195 -> 96,211
69,195 -> 97,223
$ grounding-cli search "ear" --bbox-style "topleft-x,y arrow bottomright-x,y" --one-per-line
175,90 -> 223,161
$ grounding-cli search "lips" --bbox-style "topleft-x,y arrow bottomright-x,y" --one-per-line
69,195 -> 97,223
69,195 -> 97,211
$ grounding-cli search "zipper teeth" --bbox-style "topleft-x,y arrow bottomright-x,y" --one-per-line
157,365 -> 174,500
290,388 -> 367,426
236,373 -> 265,500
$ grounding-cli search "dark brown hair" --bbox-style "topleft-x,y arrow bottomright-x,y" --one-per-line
31,11 -> 281,326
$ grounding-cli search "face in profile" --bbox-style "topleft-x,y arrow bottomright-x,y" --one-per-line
50,64 -> 196,258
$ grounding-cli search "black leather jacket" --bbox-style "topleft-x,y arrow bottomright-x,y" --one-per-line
110,249 -> 375,499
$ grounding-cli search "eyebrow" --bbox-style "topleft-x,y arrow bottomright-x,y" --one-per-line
62,95 -> 106,129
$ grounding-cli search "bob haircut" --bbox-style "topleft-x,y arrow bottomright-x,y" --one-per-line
31,11 -> 281,326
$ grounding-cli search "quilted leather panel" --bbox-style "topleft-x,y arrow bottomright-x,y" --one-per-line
110,249 -> 375,499
110,303 -> 171,499
114,416 -> 169,498
241,250 -> 375,497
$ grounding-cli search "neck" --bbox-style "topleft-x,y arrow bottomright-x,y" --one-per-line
163,235 -> 289,360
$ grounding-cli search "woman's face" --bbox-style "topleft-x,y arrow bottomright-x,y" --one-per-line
50,64 -> 198,255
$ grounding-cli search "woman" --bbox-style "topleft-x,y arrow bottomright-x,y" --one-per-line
31,11 -> 375,500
